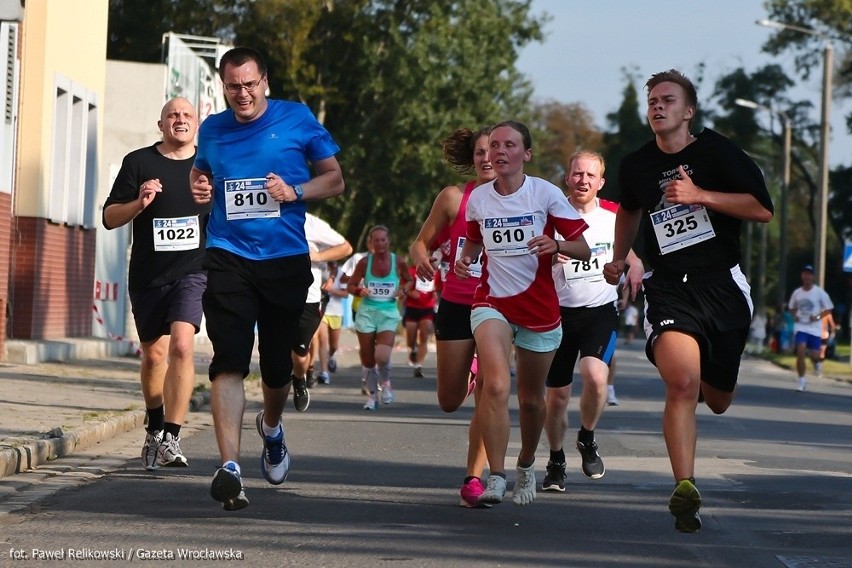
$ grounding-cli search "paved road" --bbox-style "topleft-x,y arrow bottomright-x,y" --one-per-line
0,342 -> 850,567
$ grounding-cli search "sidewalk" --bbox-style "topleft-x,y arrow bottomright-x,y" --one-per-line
0,331 -> 364,479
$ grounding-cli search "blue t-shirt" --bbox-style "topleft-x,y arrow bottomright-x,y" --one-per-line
195,99 -> 340,260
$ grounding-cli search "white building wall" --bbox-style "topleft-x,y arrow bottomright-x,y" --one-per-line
94,60 -> 167,344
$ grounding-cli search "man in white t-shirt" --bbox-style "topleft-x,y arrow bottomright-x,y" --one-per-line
288,214 -> 352,410
542,151 -> 643,491
788,264 -> 834,391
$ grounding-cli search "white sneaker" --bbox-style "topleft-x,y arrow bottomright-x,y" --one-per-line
607,389 -> 619,406
797,377 -> 807,392
512,464 -> 537,505
363,395 -> 378,411
381,382 -> 394,404
141,430 -> 163,471
157,432 -> 188,467
479,474 -> 507,505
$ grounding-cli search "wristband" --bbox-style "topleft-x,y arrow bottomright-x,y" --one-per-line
293,184 -> 304,201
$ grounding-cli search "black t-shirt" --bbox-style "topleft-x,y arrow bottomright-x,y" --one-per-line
618,128 -> 774,274
103,143 -> 211,292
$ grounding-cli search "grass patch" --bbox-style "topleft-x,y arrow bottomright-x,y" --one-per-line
758,341 -> 851,383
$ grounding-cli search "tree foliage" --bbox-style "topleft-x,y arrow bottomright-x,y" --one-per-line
526,101 -> 602,187
761,0 -> 852,293
107,0 -> 546,252
762,0 -> 852,122
601,69 -> 650,202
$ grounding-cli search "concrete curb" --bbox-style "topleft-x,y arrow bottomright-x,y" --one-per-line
0,409 -> 145,479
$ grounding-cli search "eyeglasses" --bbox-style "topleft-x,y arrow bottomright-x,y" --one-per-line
224,76 -> 265,94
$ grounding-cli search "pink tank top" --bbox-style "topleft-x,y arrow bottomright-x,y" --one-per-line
440,181 -> 481,305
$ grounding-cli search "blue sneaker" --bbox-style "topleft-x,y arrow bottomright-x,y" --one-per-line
210,463 -> 249,511
255,412 -> 290,485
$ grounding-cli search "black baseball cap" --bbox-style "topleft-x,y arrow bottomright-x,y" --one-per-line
802,264 -> 815,273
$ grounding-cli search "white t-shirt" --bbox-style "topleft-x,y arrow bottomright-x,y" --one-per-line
624,304 -> 639,326
324,269 -> 346,317
553,198 -> 619,309
788,284 -> 833,336
465,175 -> 587,331
305,214 -> 347,304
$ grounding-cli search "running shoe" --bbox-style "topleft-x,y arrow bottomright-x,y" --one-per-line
210,463 -> 249,511
576,439 -> 605,479
255,412 -> 290,485
317,371 -> 331,385
797,377 -> 807,392
413,366 -> 424,378
328,357 -> 337,373
668,478 -> 702,533
512,464 -> 536,505
292,376 -> 310,412
380,381 -> 394,404
363,395 -> 378,411
479,475 -> 507,505
541,460 -> 566,492
479,474 -> 506,505
459,477 -> 490,508
157,432 -> 188,467
607,389 -> 619,406
306,369 -> 317,389
141,430 -> 163,471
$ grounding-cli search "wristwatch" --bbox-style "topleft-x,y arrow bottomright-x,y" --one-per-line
293,184 -> 304,201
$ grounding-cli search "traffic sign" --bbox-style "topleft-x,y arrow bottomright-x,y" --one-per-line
844,239 -> 852,272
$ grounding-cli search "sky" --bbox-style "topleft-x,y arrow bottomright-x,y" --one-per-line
516,0 -> 850,168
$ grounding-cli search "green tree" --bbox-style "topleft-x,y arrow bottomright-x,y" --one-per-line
526,101 -> 603,187
106,0 -> 546,251
601,69 -> 650,202
761,0 -> 851,295
278,0 -> 546,250
107,0 -> 241,61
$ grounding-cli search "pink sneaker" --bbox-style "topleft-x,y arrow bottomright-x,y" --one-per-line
459,477 -> 489,508
469,356 -> 478,376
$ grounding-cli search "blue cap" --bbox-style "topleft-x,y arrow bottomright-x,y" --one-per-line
802,264 -> 814,273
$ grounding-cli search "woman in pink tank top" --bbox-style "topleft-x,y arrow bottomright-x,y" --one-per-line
409,126 -> 494,507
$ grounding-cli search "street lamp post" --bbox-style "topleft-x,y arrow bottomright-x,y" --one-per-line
735,98 -> 791,307
757,19 -> 832,288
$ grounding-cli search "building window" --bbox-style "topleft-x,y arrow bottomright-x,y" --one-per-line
49,74 -> 98,228
0,22 -> 19,194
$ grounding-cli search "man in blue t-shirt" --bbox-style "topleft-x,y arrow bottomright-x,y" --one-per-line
191,46 -> 345,511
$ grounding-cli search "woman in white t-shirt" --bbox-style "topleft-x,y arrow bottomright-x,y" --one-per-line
455,121 -> 590,506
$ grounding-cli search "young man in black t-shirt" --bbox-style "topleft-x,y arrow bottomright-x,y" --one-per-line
103,97 -> 211,471
603,70 -> 774,533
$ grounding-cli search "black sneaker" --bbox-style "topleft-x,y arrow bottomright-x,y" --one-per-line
292,377 -> 310,412
210,464 -> 249,511
576,439 -> 605,479
413,366 -> 424,378
541,460 -> 566,492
